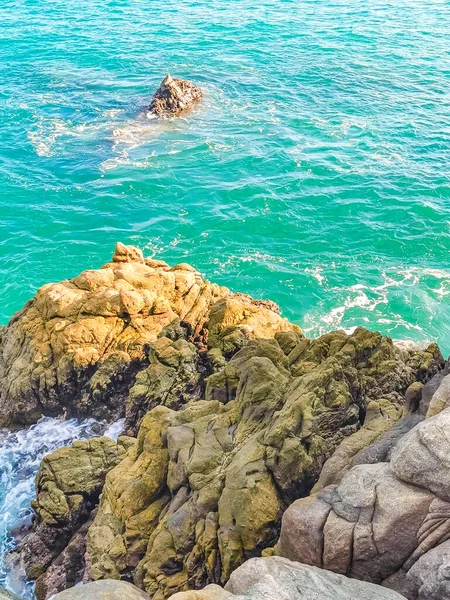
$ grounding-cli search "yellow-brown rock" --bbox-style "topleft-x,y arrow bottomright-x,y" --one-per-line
0,243 -> 296,427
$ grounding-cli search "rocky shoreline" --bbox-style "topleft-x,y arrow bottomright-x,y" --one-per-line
0,244 -> 449,600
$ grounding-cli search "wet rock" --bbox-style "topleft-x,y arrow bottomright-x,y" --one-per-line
53,580 -> 151,600
148,75 -> 203,116
168,556 -> 406,600
11,437 -> 128,599
35,516 -> 93,600
276,405 -> 450,600
84,328 -> 439,599
0,243 -> 295,428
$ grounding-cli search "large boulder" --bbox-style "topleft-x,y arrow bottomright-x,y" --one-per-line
53,580 -> 150,600
276,406 -> 450,599
84,328 -> 441,599
0,243 -> 295,427
148,75 -> 203,116
168,556 -> 406,600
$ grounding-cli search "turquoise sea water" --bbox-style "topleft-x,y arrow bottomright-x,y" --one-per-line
1,0 -> 450,354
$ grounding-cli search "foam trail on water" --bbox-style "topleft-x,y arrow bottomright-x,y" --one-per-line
0,417 -> 123,598
104,418 -> 125,442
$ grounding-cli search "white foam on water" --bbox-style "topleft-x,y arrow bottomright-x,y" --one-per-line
104,418 -> 125,441
0,417 -> 123,598
302,265 -> 450,345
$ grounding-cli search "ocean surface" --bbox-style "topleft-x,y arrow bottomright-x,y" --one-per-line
1,0 -> 450,353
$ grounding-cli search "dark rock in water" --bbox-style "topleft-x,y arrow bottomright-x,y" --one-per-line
34,516 -> 93,600
148,74 -> 202,115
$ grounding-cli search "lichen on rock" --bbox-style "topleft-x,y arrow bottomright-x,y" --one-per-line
0,243 -> 295,428
85,327 -> 441,599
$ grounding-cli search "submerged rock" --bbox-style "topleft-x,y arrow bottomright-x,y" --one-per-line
148,75 -> 203,116
53,580 -> 151,600
168,556 -> 406,600
276,405 -> 450,600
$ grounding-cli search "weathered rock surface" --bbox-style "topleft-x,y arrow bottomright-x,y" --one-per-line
3,244 -> 446,599
149,75 -> 203,116
168,556 -> 406,600
53,580 -> 151,600
311,376 -> 430,493
85,328 -> 441,598
426,372 -> 450,417
11,436 -> 129,599
277,405 -> 450,600
0,243 -> 294,428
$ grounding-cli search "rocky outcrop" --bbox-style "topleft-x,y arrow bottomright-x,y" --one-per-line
10,436 -> 129,599
0,243 -> 295,428
168,556 -> 406,600
311,378 -> 428,493
3,244 -> 446,599
148,75 -> 203,116
53,580 -> 151,600
276,403 -> 450,600
84,328 -> 441,599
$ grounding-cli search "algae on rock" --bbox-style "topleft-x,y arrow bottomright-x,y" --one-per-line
3,243 -> 445,600
0,243 -> 295,428
86,328 -> 441,599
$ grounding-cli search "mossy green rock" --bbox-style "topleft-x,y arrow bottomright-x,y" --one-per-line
13,436 -> 128,598
86,328 -> 442,599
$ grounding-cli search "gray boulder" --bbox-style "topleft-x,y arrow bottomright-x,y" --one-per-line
277,407 -> 450,599
169,556 -> 406,599
427,372 -> 450,417
53,580 -> 150,600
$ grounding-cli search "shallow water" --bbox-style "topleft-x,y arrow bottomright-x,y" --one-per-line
1,0 -> 450,353
0,418 -> 124,597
